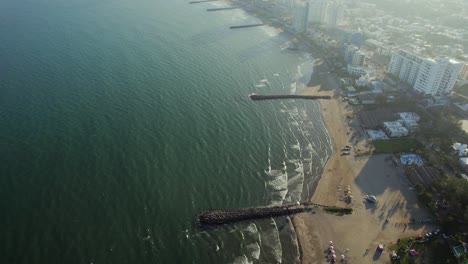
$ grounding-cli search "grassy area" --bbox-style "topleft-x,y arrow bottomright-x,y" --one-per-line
388,237 -> 457,264
373,138 -> 422,154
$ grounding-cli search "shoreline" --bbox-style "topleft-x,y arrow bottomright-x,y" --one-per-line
295,64 -> 433,263
216,3 -> 434,263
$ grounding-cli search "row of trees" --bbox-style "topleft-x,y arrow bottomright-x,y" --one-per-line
431,177 -> 468,229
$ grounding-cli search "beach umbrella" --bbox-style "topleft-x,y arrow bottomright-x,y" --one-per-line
330,249 -> 335,254
329,241 -> 334,245
341,254 -> 345,260
329,246 -> 334,250
332,254 -> 337,259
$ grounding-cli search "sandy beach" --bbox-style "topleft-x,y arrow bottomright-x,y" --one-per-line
292,60 -> 434,263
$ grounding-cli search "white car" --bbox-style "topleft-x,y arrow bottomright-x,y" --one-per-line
366,195 -> 377,203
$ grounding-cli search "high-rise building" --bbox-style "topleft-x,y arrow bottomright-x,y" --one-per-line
460,63 -> 468,80
351,50 -> 366,66
388,50 -> 462,96
344,44 -> 366,66
308,0 -> 328,24
325,2 -> 344,27
293,1 -> 310,32
388,50 -> 423,85
344,44 -> 358,62
414,58 -> 463,96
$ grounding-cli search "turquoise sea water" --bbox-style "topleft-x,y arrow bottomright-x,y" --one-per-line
0,0 -> 332,263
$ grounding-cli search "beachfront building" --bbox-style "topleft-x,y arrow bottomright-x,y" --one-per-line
388,50 -> 463,96
383,121 -> 408,138
388,50 -> 423,86
293,1 -> 310,32
413,58 -> 463,96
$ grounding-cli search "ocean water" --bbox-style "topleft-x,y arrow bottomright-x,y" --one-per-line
0,0 -> 332,263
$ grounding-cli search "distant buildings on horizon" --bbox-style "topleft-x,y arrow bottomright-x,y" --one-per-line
292,0 -> 345,32
276,0 -> 467,98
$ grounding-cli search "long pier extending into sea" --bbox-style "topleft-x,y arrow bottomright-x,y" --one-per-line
198,203 -> 352,226
249,94 -> 331,101
207,7 -> 239,11
189,0 -> 219,4
229,23 -> 265,29
198,204 -> 311,226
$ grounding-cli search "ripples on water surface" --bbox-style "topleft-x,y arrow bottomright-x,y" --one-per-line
0,0 -> 331,263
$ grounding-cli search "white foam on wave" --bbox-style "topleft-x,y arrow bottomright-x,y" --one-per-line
290,143 -> 300,151
231,254 -> 253,264
260,219 -> 283,263
290,121 -> 299,127
289,82 -> 297,95
268,145 -> 272,173
266,170 -> 287,191
245,243 -> 261,260
265,169 -> 288,206
243,223 -> 259,238
260,25 -> 280,37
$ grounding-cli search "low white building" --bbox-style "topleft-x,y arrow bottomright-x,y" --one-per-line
398,112 -> 421,122
401,120 -> 419,133
452,143 -> 468,156
397,112 -> 420,133
383,121 -> 409,138
459,157 -> 468,171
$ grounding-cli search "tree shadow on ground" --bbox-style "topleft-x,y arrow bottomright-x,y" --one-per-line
354,154 -> 432,232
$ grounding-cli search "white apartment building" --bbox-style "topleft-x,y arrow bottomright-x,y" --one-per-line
293,1 -> 310,32
413,58 -> 463,96
389,50 -> 463,96
388,50 -> 423,85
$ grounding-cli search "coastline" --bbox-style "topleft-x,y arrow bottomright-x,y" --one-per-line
294,61 -> 433,263
219,3 -> 434,263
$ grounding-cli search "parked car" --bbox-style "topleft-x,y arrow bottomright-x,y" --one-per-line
366,195 -> 377,203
